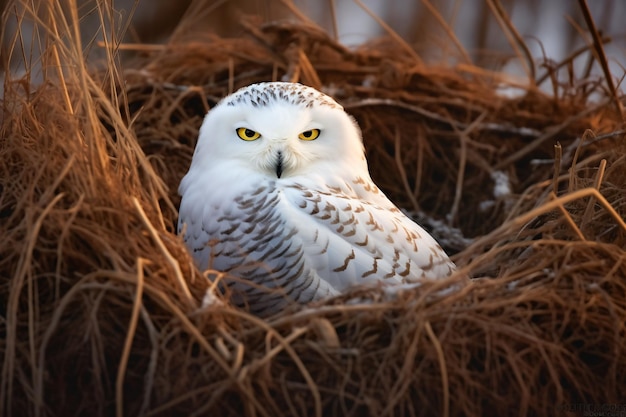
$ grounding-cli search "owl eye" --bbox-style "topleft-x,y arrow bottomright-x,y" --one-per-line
237,128 -> 261,141
298,129 -> 320,141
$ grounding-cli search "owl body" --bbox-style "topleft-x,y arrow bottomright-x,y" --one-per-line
178,82 -> 455,313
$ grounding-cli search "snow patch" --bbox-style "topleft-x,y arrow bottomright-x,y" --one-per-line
491,170 -> 511,199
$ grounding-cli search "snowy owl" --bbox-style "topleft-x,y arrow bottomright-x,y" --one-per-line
178,82 -> 455,314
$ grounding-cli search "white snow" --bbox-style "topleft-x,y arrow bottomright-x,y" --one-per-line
491,170 -> 512,199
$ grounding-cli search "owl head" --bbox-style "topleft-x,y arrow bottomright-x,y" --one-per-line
184,82 -> 368,184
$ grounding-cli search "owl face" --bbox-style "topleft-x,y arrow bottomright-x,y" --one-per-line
190,82 -> 368,180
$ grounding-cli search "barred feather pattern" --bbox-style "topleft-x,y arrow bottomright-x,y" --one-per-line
179,175 -> 455,315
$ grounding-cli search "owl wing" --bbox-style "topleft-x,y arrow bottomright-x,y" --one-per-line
281,179 -> 455,292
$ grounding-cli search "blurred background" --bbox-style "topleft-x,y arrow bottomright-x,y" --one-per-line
2,0 -> 625,91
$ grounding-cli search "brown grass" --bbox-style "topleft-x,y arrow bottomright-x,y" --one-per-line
1,1 -> 625,416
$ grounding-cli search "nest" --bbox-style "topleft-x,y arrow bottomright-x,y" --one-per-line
1,2 -> 625,416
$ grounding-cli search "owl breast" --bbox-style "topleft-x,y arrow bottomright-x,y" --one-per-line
180,179 -> 342,314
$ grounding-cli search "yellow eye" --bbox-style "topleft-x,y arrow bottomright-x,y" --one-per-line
298,129 -> 320,141
236,128 -> 261,141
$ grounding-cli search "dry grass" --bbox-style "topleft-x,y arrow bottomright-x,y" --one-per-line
1,1 -> 625,416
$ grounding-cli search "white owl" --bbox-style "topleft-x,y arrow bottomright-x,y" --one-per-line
178,82 -> 455,314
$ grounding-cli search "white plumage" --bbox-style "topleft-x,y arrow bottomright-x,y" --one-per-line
178,82 -> 455,314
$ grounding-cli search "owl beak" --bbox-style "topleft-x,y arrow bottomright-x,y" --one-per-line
275,151 -> 283,178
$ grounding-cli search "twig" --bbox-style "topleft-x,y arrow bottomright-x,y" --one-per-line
116,258 -> 146,417
328,0 -> 338,41
420,0 -> 471,64
45,2 -> 74,116
297,48 -> 323,87
169,0 -> 228,42
581,159 -> 607,229
568,129 -> 595,193
577,0 -> 624,118
278,0 -> 318,26
228,58 -> 234,95
394,128 -> 421,212
552,142 -> 562,195
138,307 -> 159,416
548,192 -> 586,241
486,0 -> 535,81
448,112 -> 487,223
96,41 -> 165,52
425,322 -> 450,417
353,0 -> 423,64
16,193 -> 64,417
413,127 -> 427,198
132,198 -> 193,304
380,324 -> 423,414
